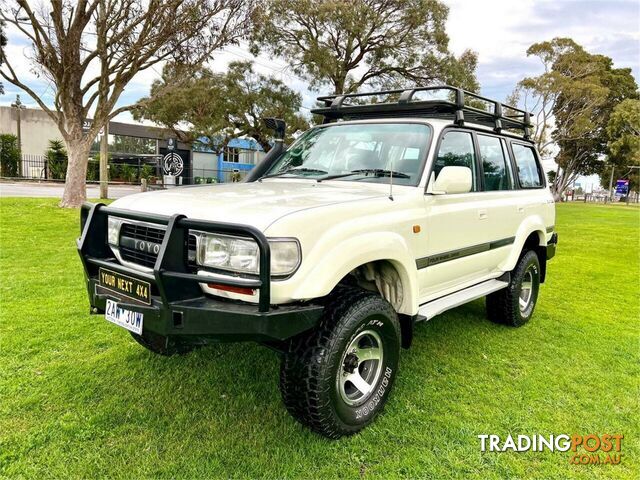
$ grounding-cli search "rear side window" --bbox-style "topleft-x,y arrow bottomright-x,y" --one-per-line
477,134 -> 509,191
512,144 -> 543,188
434,131 -> 477,191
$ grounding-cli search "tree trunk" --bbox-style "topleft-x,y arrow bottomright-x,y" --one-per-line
60,139 -> 91,208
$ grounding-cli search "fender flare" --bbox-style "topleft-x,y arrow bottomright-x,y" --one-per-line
291,232 -> 419,315
500,215 -> 546,272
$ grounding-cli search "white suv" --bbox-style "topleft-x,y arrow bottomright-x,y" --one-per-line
78,86 -> 557,438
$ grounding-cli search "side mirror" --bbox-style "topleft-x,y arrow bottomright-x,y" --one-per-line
432,166 -> 472,194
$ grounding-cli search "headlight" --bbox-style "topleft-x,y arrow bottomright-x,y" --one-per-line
196,233 -> 300,276
108,217 -> 123,245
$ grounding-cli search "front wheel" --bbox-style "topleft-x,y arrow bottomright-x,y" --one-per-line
486,249 -> 541,327
279,289 -> 401,439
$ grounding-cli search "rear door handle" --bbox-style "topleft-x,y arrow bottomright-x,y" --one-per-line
478,209 -> 488,220
517,206 -> 525,213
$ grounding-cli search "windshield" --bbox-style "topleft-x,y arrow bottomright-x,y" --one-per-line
263,123 -> 431,186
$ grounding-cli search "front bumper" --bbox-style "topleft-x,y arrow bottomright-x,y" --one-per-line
78,203 -> 323,343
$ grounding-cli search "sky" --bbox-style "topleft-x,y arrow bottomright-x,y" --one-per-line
1,0 -> 639,184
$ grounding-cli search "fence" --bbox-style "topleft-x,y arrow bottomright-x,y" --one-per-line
18,154 -> 48,180
2,154 -> 253,186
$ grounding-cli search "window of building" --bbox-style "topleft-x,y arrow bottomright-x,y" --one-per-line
434,131 -> 477,191
225,146 -> 239,163
477,134 -> 510,191
512,143 -> 543,188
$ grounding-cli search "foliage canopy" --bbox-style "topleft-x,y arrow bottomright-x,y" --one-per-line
134,61 -> 308,153
251,0 -> 479,94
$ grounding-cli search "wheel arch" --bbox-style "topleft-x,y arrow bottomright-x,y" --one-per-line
500,218 -> 548,282
290,232 -> 419,316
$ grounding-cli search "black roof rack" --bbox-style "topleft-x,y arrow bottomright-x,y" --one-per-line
312,85 -> 533,140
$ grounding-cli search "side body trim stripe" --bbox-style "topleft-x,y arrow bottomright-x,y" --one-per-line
415,236 -> 516,269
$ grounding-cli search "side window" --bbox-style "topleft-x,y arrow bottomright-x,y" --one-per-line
477,134 -> 510,191
434,131 -> 477,191
512,143 -> 543,188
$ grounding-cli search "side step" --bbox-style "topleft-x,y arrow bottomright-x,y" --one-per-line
417,278 -> 509,321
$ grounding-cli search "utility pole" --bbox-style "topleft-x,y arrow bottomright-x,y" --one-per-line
98,0 -> 108,199
100,122 -> 109,199
608,165 -> 615,202
10,95 -> 26,177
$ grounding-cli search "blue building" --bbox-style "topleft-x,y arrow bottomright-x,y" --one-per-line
192,137 -> 265,183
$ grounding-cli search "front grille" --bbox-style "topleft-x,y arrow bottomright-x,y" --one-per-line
119,222 -> 197,269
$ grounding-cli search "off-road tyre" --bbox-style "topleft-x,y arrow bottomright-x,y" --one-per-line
130,331 -> 194,356
486,249 -> 541,327
279,288 -> 401,439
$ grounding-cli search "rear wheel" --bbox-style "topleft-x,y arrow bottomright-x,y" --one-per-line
486,249 -> 540,327
280,288 -> 401,439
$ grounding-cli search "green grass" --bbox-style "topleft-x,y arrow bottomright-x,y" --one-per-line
0,199 -> 638,479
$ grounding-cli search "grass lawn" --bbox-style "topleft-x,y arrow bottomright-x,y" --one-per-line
0,199 -> 638,479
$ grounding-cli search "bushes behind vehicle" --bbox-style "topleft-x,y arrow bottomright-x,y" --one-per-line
0,134 -> 20,177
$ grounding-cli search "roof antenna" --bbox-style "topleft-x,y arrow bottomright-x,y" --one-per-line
389,156 -> 394,201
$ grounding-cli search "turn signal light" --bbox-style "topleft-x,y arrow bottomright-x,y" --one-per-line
207,283 -> 255,296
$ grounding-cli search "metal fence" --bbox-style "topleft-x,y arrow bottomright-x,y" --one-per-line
2,155 -> 253,185
19,154 -> 48,179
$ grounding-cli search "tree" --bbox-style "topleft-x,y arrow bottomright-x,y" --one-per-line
0,1 -> 252,207
0,133 -> 20,176
251,0 -> 479,95
603,99 -> 640,195
607,99 -> 640,164
512,38 -> 638,200
134,61 -> 308,153
45,140 -> 68,180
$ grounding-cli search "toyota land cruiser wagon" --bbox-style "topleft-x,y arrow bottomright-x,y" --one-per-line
78,86 -> 557,438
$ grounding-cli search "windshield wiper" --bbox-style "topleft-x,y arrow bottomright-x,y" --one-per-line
319,169 -> 411,182
350,169 -> 411,179
261,167 -> 328,180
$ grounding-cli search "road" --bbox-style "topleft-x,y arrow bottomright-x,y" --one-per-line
0,181 -> 140,199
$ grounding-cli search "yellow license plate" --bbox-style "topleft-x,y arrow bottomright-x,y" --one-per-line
98,267 -> 151,305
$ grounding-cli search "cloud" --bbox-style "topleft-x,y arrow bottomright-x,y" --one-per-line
444,0 -> 639,100
2,0 -> 638,124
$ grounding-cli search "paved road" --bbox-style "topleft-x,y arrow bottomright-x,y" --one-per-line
0,182 -> 140,199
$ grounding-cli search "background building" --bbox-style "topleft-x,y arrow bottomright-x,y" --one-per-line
0,106 -> 264,184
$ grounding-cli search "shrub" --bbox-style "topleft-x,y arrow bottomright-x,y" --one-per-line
45,140 -> 68,180
109,163 -> 120,181
140,164 -> 154,180
120,164 -> 137,183
86,157 -> 100,182
0,134 -> 20,177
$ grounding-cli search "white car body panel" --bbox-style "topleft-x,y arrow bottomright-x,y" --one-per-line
108,118 -> 556,316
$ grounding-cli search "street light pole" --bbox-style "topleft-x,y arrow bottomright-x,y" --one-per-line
10,95 -> 26,177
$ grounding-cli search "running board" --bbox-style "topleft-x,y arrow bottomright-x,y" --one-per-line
418,278 -> 509,321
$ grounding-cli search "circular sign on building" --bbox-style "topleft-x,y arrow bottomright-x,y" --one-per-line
162,152 -> 184,176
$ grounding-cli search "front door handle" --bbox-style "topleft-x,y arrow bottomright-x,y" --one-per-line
478,209 -> 488,220
517,206 -> 525,213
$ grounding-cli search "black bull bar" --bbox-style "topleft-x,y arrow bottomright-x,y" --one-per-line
77,203 -> 322,343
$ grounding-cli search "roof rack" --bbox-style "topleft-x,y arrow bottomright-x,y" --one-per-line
311,85 -> 533,139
